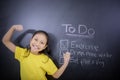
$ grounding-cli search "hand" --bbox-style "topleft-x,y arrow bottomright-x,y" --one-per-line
63,52 -> 70,64
13,25 -> 23,31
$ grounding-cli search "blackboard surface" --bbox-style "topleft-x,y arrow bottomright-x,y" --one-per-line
0,0 -> 120,80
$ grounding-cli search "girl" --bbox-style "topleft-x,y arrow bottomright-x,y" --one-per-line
2,25 -> 70,80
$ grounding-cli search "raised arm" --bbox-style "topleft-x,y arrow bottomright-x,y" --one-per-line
52,52 -> 70,79
2,25 -> 23,53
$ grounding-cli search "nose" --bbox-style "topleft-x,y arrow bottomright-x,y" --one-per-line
35,41 -> 39,46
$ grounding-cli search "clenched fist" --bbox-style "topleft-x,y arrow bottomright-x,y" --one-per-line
63,52 -> 71,64
12,25 -> 23,31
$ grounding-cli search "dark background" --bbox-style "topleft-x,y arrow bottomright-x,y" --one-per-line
0,0 -> 120,80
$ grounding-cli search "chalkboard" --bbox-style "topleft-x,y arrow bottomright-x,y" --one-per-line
0,0 -> 120,80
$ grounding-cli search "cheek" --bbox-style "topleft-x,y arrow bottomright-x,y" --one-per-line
44,45 -> 47,49
30,39 -> 36,45
30,40 -> 35,47
42,45 -> 46,48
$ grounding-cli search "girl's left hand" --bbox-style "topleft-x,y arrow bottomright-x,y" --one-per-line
63,52 -> 71,64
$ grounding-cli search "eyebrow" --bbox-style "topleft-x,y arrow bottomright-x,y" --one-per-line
34,37 -> 46,43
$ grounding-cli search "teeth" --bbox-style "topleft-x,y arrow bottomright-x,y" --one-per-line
33,45 -> 38,50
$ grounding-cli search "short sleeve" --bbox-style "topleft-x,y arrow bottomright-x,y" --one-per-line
15,46 -> 27,61
42,58 -> 58,75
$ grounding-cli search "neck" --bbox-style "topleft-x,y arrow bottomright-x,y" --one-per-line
30,50 -> 40,55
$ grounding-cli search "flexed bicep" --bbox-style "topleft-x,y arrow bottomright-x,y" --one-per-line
2,25 -> 23,53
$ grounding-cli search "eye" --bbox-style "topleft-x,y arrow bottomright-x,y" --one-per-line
40,41 -> 44,45
34,38 -> 38,41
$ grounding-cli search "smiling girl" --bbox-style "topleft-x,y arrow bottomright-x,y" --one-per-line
2,25 -> 70,80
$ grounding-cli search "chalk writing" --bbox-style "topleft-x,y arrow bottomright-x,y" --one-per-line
58,24 -> 112,68
60,39 -> 69,49
62,24 -> 95,38
70,41 -> 99,51
80,58 -> 105,67
58,39 -> 112,67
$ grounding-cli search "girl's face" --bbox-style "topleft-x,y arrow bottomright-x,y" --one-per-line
30,33 -> 47,54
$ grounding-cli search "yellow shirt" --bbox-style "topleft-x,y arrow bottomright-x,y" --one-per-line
15,46 -> 58,80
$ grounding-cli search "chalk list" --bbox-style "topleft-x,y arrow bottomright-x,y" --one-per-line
58,24 -> 112,68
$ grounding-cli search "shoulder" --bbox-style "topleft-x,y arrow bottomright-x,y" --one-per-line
15,46 -> 29,61
16,46 -> 27,52
40,54 -> 50,63
15,46 -> 28,55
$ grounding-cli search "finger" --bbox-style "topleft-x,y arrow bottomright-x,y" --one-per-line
65,52 -> 70,55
